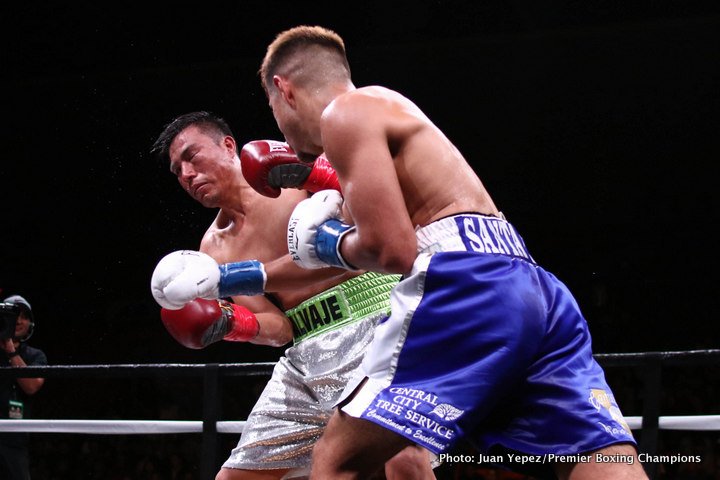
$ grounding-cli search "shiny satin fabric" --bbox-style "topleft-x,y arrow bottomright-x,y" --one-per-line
223,272 -> 398,470
340,214 -> 635,461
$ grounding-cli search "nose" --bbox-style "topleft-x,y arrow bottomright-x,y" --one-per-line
179,162 -> 196,185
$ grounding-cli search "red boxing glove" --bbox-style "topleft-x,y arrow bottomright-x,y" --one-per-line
160,299 -> 259,349
240,140 -> 341,197
307,154 -> 341,194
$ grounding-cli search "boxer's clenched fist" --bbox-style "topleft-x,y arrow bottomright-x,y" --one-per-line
151,250 -> 220,309
151,250 -> 267,309
160,298 -> 259,349
240,140 -> 341,197
287,189 -> 356,270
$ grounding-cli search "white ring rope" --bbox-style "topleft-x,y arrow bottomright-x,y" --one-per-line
625,415 -> 720,431
1,416 -> 718,434
0,419 -> 246,434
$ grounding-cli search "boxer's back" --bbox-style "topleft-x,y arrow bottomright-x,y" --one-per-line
333,86 -> 500,228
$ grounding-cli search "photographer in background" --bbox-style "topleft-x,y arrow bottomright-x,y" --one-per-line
0,295 -> 46,480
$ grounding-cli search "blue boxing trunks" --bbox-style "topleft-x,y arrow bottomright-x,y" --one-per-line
339,213 -> 636,459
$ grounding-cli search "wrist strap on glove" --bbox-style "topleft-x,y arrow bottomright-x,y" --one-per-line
303,156 -> 341,193
315,219 -> 357,270
220,301 -> 260,342
218,261 -> 266,297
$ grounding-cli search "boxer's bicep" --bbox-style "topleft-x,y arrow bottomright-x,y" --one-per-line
321,99 -> 416,273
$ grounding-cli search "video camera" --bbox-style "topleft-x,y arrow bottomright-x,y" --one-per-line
0,301 -> 21,340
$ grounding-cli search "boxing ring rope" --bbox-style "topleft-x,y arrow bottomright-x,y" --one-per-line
2,351 -> 719,480
1,361 -> 274,479
0,419 -> 246,434
2,414 -> 719,434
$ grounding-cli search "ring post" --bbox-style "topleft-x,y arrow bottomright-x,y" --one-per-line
639,356 -> 662,479
201,363 -> 221,480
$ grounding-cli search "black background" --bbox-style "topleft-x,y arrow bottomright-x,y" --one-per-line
2,0 -> 719,368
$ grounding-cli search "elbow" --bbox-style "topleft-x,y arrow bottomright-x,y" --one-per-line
251,313 -> 294,347
363,233 -> 417,274
253,331 -> 292,348
254,318 -> 294,347
268,330 -> 293,347
379,250 -> 416,274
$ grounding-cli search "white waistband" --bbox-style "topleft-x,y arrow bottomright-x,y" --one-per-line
415,214 -> 534,262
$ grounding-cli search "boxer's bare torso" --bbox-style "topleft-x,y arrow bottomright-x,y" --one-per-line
201,194 -> 359,310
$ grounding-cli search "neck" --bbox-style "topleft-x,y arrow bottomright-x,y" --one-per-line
218,172 -> 253,217
304,81 -> 354,148
319,81 -> 354,109
218,160 -> 247,206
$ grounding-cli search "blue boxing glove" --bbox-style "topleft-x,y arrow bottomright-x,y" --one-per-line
287,190 -> 356,270
151,250 -> 267,309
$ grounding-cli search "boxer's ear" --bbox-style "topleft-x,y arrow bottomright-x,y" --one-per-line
273,75 -> 296,109
223,135 -> 236,154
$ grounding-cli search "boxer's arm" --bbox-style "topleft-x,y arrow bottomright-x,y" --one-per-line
320,96 -> 417,273
160,298 -> 258,349
160,296 -> 293,349
262,253 -> 351,292
151,250 -> 267,310
287,189 -> 357,270
231,294 -> 294,347
151,249 -> 352,311
199,229 -> 351,293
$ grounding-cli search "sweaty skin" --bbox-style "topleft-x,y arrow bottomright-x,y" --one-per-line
265,28 -> 647,479
166,122 -> 436,479
323,86 -> 499,227
272,85 -> 500,274
168,125 -> 357,346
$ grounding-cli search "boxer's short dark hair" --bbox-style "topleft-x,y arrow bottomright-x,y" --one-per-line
152,111 -> 235,163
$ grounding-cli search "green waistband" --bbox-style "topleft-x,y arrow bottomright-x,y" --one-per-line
285,272 -> 400,344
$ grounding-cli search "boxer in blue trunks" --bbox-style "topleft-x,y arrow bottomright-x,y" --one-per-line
259,25 -> 648,479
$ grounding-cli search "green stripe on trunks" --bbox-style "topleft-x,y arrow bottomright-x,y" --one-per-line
285,272 -> 400,344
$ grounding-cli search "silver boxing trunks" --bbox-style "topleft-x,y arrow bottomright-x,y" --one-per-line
222,272 -> 399,471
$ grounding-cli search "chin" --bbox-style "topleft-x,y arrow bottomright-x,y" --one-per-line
199,198 -> 219,208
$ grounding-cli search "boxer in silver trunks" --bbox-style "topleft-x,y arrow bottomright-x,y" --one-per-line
224,271 -> 398,471
150,112 -> 435,479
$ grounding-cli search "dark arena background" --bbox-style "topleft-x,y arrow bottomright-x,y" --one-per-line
2,1 -> 719,479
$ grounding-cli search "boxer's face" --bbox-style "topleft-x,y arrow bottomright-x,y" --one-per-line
269,90 -> 298,144
168,125 -> 234,208
268,86 -> 320,162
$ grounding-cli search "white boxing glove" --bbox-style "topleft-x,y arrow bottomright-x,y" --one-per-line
151,250 -> 220,309
287,189 -> 356,270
